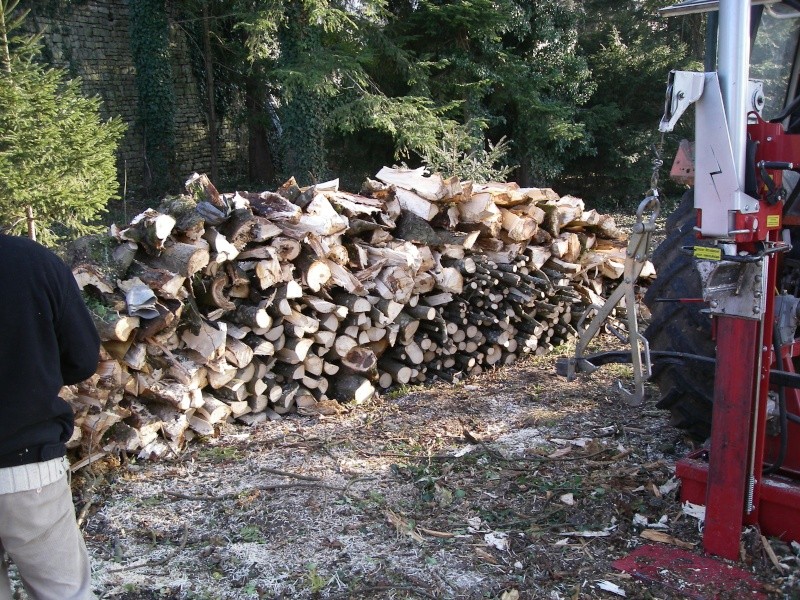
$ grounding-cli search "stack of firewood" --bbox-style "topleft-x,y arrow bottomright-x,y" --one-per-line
64,167 -> 651,460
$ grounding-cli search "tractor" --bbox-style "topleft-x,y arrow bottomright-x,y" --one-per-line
564,0 -> 800,560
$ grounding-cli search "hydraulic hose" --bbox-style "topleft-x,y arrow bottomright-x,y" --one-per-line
574,349 -> 800,395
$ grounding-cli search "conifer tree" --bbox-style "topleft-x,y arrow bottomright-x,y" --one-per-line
381,0 -> 593,185
0,0 -> 124,245
238,0 -> 458,186
556,0 -> 699,205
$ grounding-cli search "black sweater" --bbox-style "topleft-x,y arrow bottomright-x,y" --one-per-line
0,234 -> 100,466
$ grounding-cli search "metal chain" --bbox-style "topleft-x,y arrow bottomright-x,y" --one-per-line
649,131 -> 666,196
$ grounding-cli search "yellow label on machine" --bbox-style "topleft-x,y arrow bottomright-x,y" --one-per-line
767,214 -> 781,228
694,246 -> 722,261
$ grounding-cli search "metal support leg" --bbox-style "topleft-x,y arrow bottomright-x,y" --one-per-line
563,196 -> 658,405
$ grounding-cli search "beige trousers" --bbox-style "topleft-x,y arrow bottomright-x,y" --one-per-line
0,475 -> 94,600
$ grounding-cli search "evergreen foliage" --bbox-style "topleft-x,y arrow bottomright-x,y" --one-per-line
7,0 -> 709,210
420,121 -> 513,183
234,0 -> 466,187
187,0 -> 705,199
0,0 -> 124,245
379,0 -> 593,186
233,0 -> 704,198
555,0 -> 702,206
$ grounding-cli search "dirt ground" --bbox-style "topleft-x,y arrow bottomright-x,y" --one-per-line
8,337 -> 796,600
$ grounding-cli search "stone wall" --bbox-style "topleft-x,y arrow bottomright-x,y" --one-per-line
23,0 -> 248,198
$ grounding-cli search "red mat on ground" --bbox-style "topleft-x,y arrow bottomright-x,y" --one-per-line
611,544 -> 768,599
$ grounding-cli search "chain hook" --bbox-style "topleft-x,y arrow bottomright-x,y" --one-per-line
649,133 -> 666,194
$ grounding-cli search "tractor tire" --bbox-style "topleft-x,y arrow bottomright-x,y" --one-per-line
643,190 -> 716,440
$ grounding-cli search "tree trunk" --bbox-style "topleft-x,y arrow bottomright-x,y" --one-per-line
25,205 -> 35,241
245,74 -> 276,185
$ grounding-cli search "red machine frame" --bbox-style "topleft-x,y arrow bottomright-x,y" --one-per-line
564,1 -> 800,564
676,116 -> 800,559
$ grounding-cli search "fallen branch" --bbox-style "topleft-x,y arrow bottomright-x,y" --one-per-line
164,481 -> 347,501
108,523 -> 189,573
258,466 -> 322,481
761,534 -> 788,573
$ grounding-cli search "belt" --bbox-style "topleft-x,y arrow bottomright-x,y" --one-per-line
0,443 -> 66,468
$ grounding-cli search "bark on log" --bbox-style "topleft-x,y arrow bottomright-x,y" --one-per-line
145,241 -> 210,277
121,210 -> 176,254
64,165 -> 642,461
331,374 -> 375,404
94,314 -> 140,342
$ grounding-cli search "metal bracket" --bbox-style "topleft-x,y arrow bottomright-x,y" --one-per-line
660,70 -> 706,133
693,240 -> 789,319
561,196 -> 659,405
660,71 -> 768,237
696,257 -> 768,319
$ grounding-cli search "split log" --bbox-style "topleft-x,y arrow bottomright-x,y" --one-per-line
296,254 -> 332,292
72,264 -> 115,294
331,374 -> 375,404
218,209 -> 260,250
186,172 -> 223,207
205,225 -> 239,261
196,394 -> 232,424
128,262 -> 187,300
276,337 -> 314,364
182,320 -> 227,362
247,191 -> 302,221
393,188 -> 439,221
340,347 -> 378,377
433,267 -> 463,294
145,241 -> 210,277
375,166 -> 450,202
94,314 -> 140,343
120,209 -> 176,254
333,335 -> 358,358
231,305 -> 272,329
140,379 -> 202,412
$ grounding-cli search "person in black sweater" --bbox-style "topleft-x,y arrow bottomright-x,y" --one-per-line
0,233 -> 100,600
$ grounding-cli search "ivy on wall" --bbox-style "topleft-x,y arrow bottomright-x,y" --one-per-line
179,1 -> 248,186
128,0 -> 175,195
275,1 -> 329,185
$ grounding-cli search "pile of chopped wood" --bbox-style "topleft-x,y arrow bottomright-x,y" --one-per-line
65,167 -> 652,461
